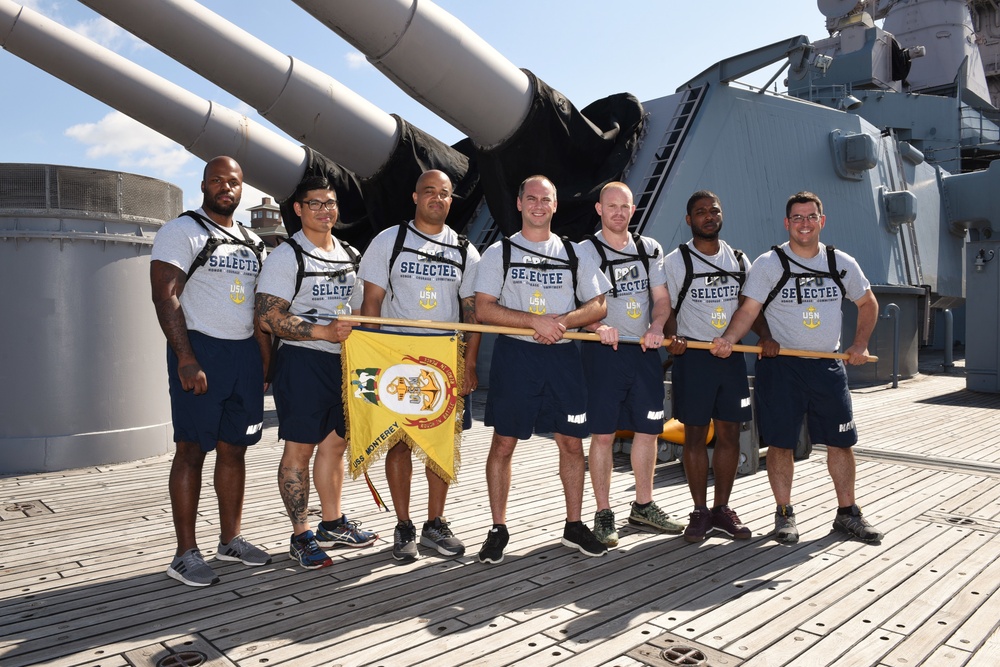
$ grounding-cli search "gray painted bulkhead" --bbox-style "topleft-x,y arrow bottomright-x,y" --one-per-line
0,164 -> 179,473
626,83 -> 948,381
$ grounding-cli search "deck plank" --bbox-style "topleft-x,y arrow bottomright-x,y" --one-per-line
3,362 -> 1000,666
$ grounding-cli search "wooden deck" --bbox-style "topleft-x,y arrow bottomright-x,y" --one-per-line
3,353 -> 1000,667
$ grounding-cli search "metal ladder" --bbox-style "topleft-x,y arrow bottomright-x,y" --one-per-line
632,85 -> 707,235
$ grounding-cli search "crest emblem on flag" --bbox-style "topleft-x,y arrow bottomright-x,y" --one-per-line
351,368 -> 381,405
343,328 -> 464,485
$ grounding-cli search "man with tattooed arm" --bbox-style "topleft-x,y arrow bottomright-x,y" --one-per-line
255,175 -> 377,569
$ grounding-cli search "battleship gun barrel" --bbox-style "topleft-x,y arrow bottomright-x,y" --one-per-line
78,0 -> 401,179
0,0 -> 307,199
292,0 -> 532,149
293,0 -> 643,240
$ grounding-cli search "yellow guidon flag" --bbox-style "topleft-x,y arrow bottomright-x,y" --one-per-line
343,328 -> 464,485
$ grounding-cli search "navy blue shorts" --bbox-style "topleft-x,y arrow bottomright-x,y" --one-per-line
272,344 -> 345,444
582,342 -> 664,435
167,331 -> 264,452
672,347 -> 751,426
485,336 -> 589,439
755,355 -> 857,449
462,401 -> 472,430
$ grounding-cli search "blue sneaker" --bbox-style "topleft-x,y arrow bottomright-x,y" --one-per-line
315,515 -> 378,549
289,531 -> 333,569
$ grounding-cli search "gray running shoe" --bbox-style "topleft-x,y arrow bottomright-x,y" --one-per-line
628,501 -> 684,534
167,548 -> 219,587
561,521 -> 608,557
832,505 -> 883,543
774,505 -> 799,544
420,517 -> 466,556
593,508 -> 619,547
315,516 -> 378,549
215,535 -> 272,566
393,520 -> 419,561
478,524 -> 509,564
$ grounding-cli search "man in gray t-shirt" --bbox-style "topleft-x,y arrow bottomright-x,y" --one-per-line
474,175 -> 611,564
255,175 -> 376,570
151,156 -> 271,587
577,182 -> 682,547
712,191 -> 883,546
664,190 -> 774,544
358,169 -> 480,562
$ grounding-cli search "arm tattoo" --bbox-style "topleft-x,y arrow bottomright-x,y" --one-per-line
461,295 -> 478,325
150,261 -> 195,360
255,292 -> 318,341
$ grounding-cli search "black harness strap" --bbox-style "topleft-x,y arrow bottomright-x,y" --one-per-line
386,222 -> 469,301
283,236 -> 361,301
673,243 -> 746,315
500,236 -> 579,302
585,232 -> 657,298
181,210 -> 264,280
762,245 -> 847,310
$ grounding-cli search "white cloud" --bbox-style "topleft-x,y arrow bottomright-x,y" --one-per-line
345,51 -> 369,69
71,16 -> 135,51
64,111 -> 192,177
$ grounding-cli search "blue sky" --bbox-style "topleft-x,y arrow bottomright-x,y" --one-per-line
2,1 -> 827,221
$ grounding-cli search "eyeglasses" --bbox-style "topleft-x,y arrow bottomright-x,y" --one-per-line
303,199 -> 338,211
789,213 -> 821,223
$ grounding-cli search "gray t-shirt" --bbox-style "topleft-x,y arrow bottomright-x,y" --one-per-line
576,231 -> 667,338
358,222 -> 480,334
151,208 -> 265,340
742,242 -> 870,351
257,230 -> 362,354
475,232 -> 611,344
664,239 -> 748,341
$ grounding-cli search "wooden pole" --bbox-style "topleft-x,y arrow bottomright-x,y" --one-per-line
334,314 -> 879,363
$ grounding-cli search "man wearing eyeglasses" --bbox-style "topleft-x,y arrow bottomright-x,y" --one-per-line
710,191 -> 883,545
256,176 -> 376,570
358,169 -> 481,561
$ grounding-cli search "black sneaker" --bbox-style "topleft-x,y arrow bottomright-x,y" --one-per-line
478,524 -> 509,564
832,505 -> 883,543
711,505 -> 752,539
774,504 -> 799,544
392,520 -> 419,561
684,507 -> 713,544
561,521 -> 608,558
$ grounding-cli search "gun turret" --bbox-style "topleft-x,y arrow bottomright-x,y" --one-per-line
2,0 -> 481,245
293,0 -> 645,240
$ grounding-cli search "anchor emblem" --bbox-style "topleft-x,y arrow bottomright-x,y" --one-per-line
419,284 -> 438,310
711,305 -> 728,329
625,297 -> 642,319
528,289 -> 546,315
803,305 -> 821,329
230,277 -> 246,304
